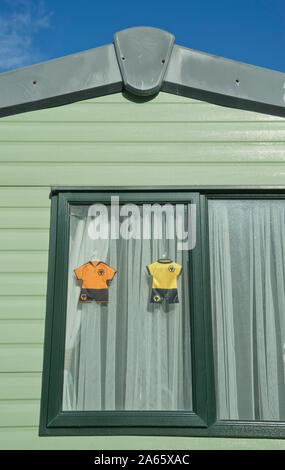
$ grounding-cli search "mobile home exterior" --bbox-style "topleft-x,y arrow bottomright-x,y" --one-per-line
1,27 -> 285,450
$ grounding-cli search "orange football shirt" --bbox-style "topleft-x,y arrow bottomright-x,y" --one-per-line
74,261 -> 116,289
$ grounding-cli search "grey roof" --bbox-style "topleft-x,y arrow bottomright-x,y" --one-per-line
1,26 -> 285,118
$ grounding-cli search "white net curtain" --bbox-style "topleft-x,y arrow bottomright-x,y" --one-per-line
62,204 -> 193,412
209,199 -> 285,421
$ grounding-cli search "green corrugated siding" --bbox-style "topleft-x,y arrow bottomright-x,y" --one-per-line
1,91 -> 285,449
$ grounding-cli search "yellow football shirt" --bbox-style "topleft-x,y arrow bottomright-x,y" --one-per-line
146,259 -> 182,290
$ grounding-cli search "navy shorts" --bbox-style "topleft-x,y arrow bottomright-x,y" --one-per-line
79,288 -> 109,303
150,288 -> 179,304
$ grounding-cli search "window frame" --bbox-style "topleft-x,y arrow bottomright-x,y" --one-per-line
39,188 -> 215,436
39,186 -> 285,438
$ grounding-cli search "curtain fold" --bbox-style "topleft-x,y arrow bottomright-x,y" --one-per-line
62,204 -> 192,411
209,200 -> 285,421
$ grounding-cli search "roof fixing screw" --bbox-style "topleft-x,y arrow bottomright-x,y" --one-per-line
33,80 -> 37,85
121,56 -> 126,61
161,59 -> 166,65
235,79 -> 240,87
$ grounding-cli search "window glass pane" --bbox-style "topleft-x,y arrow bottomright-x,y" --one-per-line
62,201 -> 193,411
209,199 -> 285,421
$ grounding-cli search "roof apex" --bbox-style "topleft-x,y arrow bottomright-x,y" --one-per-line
0,25 -> 285,118
114,26 -> 174,96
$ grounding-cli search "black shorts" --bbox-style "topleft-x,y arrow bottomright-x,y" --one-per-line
150,288 -> 179,304
79,288 -> 109,303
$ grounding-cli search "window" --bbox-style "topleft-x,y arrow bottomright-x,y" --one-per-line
209,198 -> 285,423
40,188 -> 285,438
63,199 -> 194,413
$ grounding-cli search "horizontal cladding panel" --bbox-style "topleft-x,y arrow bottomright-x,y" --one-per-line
0,273 -> 47,296
0,429 -> 283,451
0,252 -> 48,273
1,142 -> 285,163
0,122 -> 284,142
0,345 -> 43,372
0,208 -> 50,228
0,230 -> 49,251
0,297 -> 46,320
0,187 -> 50,207
0,373 -> 41,400
0,320 -> 44,344
0,400 -> 40,427
2,103 -> 283,123
1,164 -> 285,186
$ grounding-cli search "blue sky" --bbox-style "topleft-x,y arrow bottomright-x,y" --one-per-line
0,0 -> 284,73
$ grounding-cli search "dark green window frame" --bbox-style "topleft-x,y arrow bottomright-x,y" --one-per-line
39,186 -> 285,438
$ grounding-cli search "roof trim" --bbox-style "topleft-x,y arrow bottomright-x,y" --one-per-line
163,44 -> 285,117
0,44 -> 122,117
1,26 -> 285,118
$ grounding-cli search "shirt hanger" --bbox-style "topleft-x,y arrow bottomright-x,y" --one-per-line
91,250 -> 100,261
158,252 -> 172,263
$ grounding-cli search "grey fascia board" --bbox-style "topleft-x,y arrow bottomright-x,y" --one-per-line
0,43 -> 122,117
163,44 -> 285,116
1,28 -> 285,117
